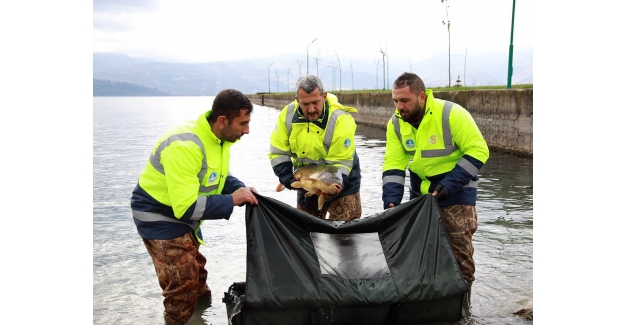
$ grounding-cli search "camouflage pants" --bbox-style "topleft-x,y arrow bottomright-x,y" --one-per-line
439,205 -> 478,283
143,232 -> 211,324
297,192 -> 362,221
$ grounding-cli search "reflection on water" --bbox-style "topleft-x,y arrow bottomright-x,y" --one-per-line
93,97 -> 532,325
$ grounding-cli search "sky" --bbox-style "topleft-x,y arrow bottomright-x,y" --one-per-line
93,0 -> 534,64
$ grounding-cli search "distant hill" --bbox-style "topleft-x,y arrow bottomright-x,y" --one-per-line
93,79 -> 170,96
93,50 -> 532,96
93,52 -> 156,72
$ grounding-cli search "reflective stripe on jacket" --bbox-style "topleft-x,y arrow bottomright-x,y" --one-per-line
131,110 -> 244,243
382,89 -> 489,208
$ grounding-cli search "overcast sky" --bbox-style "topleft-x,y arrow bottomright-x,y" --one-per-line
93,0 -> 534,63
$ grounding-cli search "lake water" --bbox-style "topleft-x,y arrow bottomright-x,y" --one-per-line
93,96 -> 533,325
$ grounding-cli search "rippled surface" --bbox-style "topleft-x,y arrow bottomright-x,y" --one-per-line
93,97 -> 533,325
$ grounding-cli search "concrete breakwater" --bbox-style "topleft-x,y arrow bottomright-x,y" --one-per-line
247,89 -> 533,157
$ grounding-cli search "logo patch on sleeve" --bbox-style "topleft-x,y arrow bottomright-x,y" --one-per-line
209,172 -> 218,183
343,139 -> 352,148
405,139 -> 415,148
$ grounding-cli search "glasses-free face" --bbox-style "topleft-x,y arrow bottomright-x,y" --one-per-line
391,86 -> 425,124
296,88 -> 326,122
219,109 -> 251,142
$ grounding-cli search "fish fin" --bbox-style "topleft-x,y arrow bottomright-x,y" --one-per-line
318,193 -> 326,210
304,191 -> 315,197
276,183 -> 285,192
291,181 -> 304,189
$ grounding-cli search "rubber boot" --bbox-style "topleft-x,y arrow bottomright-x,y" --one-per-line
461,281 -> 472,318
163,311 -> 186,325
163,317 -> 185,325
198,287 -> 212,307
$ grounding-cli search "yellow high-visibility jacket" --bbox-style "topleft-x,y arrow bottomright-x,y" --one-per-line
382,89 -> 489,208
131,110 -> 246,243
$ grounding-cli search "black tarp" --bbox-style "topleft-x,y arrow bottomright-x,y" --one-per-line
224,194 -> 468,324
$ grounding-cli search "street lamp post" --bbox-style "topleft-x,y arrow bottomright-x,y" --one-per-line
307,38 -> 317,75
268,62 -> 275,93
506,0 -> 516,89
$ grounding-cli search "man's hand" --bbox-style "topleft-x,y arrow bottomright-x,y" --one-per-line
231,187 -> 258,206
245,186 -> 258,194
432,184 -> 450,202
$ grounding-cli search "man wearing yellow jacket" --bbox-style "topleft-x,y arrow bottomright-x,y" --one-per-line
269,75 -> 361,221
382,73 -> 489,316
130,89 -> 258,325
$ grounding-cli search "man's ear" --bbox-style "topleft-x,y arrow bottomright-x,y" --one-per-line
419,92 -> 426,105
217,115 -> 227,127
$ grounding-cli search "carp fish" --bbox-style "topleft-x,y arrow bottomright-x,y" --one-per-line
276,164 -> 343,210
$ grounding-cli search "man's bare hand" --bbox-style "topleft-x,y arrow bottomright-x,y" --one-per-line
245,186 -> 258,194
231,187 -> 258,206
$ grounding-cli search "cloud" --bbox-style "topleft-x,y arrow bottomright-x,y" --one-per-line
93,12 -> 136,32
92,0 -> 532,64
93,0 -> 160,13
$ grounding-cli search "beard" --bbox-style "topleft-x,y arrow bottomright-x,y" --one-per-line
401,102 -> 423,124
223,124 -> 242,143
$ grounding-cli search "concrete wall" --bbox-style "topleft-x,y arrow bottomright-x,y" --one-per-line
248,89 -> 533,157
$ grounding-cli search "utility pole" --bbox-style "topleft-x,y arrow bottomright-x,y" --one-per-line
315,55 -> 320,78
442,0 -> 451,87
387,53 -> 389,90
334,50 -> 342,91
507,0 -> 516,88
464,48 -> 468,87
380,45 -> 387,90
268,62 -> 274,93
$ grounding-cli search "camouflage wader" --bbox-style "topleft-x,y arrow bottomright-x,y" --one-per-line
297,192 -> 362,221
439,204 -> 478,283
143,232 -> 211,324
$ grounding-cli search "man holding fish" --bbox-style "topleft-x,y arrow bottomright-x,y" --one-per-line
269,75 -> 362,221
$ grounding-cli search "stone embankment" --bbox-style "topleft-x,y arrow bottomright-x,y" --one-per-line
248,89 -> 533,157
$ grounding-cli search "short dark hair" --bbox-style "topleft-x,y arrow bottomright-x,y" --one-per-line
209,89 -> 254,122
393,72 -> 426,95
